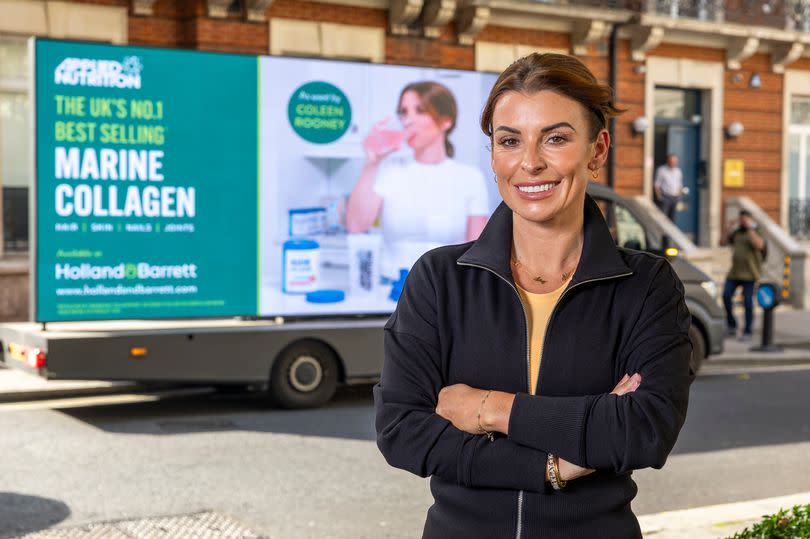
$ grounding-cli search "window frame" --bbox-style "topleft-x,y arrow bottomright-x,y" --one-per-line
0,34 -> 32,254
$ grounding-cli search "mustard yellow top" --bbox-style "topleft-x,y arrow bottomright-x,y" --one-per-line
516,280 -> 569,395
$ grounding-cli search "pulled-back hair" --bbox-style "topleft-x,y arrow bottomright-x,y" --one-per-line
480,53 -> 624,142
399,81 -> 457,157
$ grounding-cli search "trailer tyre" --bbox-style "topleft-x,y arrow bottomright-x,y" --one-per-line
269,340 -> 339,409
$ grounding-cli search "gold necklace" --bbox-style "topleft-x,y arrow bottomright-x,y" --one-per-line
511,257 -> 576,285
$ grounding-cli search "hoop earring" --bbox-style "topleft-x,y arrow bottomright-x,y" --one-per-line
592,169 -> 599,180
493,174 -> 499,183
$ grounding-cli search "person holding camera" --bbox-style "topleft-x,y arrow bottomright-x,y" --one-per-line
721,210 -> 767,341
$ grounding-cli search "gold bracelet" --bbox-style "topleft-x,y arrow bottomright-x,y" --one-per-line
477,390 -> 495,441
547,453 -> 567,490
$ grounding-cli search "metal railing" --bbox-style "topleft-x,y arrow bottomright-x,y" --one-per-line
789,198 -> 810,239
723,0 -> 810,30
645,0 -> 724,22
524,0 -> 810,31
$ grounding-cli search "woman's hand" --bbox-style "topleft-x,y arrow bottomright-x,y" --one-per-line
435,384 -> 485,434
611,373 -> 642,396
363,117 -> 403,164
557,458 -> 594,482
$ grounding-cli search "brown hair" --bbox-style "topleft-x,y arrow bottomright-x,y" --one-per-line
398,81 -> 457,158
480,53 -> 624,142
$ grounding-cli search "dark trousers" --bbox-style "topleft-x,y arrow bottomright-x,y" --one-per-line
723,279 -> 755,335
657,194 -> 680,222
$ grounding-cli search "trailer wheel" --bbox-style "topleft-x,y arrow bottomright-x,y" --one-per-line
269,340 -> 339,409
689,322 -> 706,375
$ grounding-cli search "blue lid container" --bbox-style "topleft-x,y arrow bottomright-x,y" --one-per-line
284,239 -> 320,250
283,239 -> 321,295
306,290 -> 346,303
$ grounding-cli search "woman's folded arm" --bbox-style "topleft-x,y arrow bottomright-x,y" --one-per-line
375,325 -> 551,492
374,258 -> 551,492
506,262 -> 693,473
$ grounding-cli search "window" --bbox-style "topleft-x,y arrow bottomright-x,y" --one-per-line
614,203 -> 648,251
789,97 -> 810,237
654,87 -> 699,121
0,36 -> 31,253
791,96 -> 810,126
595,198 -> 648,251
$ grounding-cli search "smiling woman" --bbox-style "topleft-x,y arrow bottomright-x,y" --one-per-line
374,53 -> 694,539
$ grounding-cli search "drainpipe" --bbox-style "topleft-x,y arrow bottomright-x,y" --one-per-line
608,22 -> 622,190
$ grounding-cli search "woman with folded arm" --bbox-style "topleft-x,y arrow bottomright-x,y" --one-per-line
373,53 -> 693,539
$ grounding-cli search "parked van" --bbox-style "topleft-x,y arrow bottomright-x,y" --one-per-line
587,182 -> 725,373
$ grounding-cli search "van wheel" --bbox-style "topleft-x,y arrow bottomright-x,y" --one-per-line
269,340 -> 339,409
688,323 -> 706,375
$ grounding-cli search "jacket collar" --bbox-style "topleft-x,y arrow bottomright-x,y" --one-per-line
457,194 -> 632,285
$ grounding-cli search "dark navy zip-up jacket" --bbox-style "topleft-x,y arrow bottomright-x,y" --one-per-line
374,195 -> 693,539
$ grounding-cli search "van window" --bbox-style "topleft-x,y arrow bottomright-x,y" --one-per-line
615,204 -> 647,251
594,197 -> 648,251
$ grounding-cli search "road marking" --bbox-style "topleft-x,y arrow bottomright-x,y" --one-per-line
700,363 -> 810,376
0,387 -> 214,412
0,393 -> 161,411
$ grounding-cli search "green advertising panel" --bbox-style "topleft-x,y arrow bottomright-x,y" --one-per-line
35,40 -> 258,321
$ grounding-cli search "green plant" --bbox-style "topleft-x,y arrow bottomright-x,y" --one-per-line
727,504 -> 810,539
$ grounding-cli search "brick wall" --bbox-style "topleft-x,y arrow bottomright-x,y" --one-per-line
267,0 -> 385,26
129,0 -> 269,52
477,26 -> 570,50
648,42 -> 725,63
723,53 -> 783,222
386,24 -> 473,68
790,57 -> 810,71
128,0 -> 389,53
612,39 -> 645,197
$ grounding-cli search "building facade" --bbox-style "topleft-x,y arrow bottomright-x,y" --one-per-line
1,0 -> 810,319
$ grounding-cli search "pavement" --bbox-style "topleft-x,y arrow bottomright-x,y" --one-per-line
1,307 -> 809,538
638,491 -> 810,538
700,306 -> 810,376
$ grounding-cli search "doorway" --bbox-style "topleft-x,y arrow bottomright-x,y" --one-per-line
653,87 -> 703,241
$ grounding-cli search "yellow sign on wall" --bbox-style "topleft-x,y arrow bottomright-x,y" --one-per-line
724,159 -> 745,187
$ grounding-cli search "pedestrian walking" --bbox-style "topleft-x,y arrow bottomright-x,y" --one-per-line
374,53 -> 693,539
654,153 -> 684,222
722,209 -> 767,341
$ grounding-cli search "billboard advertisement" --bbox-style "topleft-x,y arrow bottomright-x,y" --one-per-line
33,39 -> 499,321
258,57 -> 499,316
35,40 -> 259,321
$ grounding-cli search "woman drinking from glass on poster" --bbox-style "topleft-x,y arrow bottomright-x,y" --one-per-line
345,81 -> 490,281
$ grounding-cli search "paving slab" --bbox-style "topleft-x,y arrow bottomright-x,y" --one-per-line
12,511 -> 262,539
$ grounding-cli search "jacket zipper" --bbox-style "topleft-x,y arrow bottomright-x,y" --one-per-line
536,271 -> 634,393
458,261 -> 530,539
459,262 -> 633,539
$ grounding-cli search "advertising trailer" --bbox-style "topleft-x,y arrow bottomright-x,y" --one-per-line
0,39 -> 499,407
